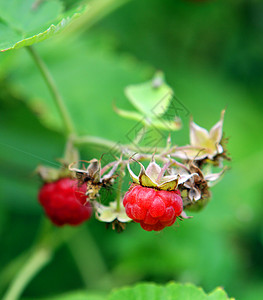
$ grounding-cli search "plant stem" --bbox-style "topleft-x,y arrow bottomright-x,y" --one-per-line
2,247 -> 52,300
67,226 -> 112,290
75,135 -> 118,150
27,46 -> 76,137
74,135 -> 165,154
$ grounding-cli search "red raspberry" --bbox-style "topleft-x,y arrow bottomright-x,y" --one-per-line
73,181 -> 88,205
123,184 -> 183,231
38,178 -> 92,226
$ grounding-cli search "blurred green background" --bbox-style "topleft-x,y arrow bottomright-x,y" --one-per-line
1,0 -> 263,299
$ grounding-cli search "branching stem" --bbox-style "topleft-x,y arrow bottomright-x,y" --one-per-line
27,46 -> 76,137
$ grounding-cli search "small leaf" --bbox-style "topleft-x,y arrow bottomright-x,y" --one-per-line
125,72 -> 174,119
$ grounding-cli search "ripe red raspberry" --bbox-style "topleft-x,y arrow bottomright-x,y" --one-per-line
38,178 -> 92,226
123,184 -> 183,231
73,181 -> 88,205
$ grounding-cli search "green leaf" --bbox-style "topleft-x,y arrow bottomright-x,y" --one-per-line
108,282 -> 234,300
108,282 -> 233,300
0,0 -> 85,51
108,283 -> 164,300
207,287 -> 235,300
125,72 -> 174,119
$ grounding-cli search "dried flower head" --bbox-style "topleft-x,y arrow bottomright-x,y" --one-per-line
174,110 -> 225,161
179,162 -> 226,211
69,158 -> 120,201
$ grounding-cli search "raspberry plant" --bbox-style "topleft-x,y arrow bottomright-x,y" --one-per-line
0,1 -> 234,300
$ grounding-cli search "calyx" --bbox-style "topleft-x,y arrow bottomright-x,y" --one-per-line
127,158 -> 195,191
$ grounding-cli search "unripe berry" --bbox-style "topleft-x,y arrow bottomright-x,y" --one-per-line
38,178 -> 92,226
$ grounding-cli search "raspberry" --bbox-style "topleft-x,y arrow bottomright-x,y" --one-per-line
123,184 -> 183,231
38,178 -> 92,226
73,181 -> 88,205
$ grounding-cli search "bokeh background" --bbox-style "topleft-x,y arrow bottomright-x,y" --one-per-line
1,0 -> 263,299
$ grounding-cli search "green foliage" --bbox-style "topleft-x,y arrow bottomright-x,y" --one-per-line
0,0 -> 85,51
108,282 -> 232,300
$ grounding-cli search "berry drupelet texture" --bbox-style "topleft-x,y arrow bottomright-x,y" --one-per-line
38,178 -> 92,226
123,184 -> 183,231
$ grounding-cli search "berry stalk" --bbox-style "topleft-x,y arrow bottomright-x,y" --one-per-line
115,164 -> 125,212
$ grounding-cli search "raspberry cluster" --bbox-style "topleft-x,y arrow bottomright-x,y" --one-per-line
38,178 -> 92,226
123,184 -> 183,231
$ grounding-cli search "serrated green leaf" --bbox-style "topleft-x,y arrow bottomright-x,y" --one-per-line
125,72 -> 174,119
166,282 -> 207,300
108,282 -> 233,300
0,0 -> 86,51
208,287 -> 235,300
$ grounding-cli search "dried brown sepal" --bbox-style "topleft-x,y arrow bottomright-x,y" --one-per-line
179,162 -> 213,211
69,158 -> 121,201
184,195 -> 211,212
106,219 -> 127,233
